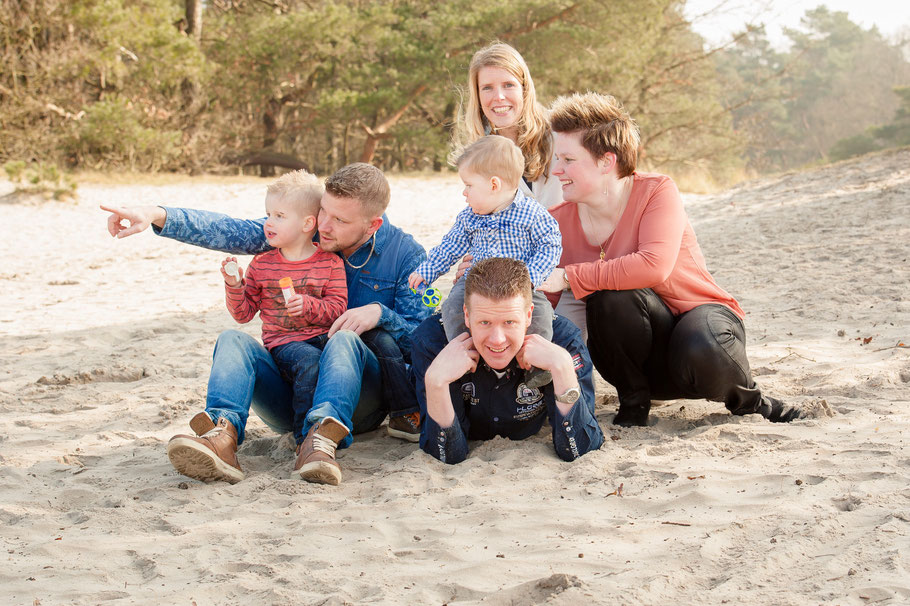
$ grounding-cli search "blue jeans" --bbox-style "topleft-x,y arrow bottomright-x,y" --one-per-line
271,335 -> 328,444
204,330 -> 384,449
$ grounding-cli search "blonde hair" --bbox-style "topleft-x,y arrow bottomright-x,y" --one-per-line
456,135 -> 524,190
455,42 -> 552,182
324,162 -> 391,219
465,257 -> 532,310
267,169 -> 324,216
549,92 -> 640,178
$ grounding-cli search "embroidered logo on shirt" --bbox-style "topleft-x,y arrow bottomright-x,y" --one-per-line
571,354 -> 584,371
461,382 -> 475,403
515,384 -> 544,406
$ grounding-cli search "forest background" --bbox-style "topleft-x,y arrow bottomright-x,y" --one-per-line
2,0 -> 910,190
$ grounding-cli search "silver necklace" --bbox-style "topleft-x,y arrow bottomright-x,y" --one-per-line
344,235 -> 375,270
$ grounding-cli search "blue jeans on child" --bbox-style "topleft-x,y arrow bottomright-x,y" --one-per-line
204,329 -> 384,449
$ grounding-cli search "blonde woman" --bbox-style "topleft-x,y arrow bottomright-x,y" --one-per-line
455,42 -> 563,208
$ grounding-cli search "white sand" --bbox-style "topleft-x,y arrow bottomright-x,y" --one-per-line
1,151 -> 908,604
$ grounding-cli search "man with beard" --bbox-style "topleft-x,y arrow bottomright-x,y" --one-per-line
102,163 -> 429,485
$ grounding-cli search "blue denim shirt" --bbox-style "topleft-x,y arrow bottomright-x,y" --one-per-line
412,314 -> 605,464
155,208 -> 430,355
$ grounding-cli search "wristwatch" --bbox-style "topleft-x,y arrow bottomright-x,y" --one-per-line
555,385 -> 581,405
562,270 -> 571,291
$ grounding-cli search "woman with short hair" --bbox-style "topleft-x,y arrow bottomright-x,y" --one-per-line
538,92 -> 799,427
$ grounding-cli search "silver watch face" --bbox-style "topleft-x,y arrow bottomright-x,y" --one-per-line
557,386 -> 581,404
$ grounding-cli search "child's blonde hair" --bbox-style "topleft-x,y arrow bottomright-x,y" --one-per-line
455,135 -> 524,190
266,169 -> 324,217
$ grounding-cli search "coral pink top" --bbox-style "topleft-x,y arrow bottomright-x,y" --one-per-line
547,172 -> 744,319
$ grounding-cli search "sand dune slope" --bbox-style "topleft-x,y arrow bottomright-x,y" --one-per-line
1,151 -> 908,605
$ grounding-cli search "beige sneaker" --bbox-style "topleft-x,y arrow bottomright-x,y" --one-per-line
167,413 -> 244,484
291,417 -> 349,485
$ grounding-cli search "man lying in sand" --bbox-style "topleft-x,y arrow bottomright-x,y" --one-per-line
102,163 -> 430,485
411,257 -> 605,464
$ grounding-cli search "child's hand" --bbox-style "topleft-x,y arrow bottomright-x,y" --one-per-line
408,272 -> 425,291
221,257 -> 243,287
285,293 -> 305,317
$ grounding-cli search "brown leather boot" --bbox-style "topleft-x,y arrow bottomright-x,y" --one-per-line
167,413 -> 244,484
292,417 -> 350,485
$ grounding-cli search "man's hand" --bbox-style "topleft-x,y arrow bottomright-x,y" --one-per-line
425,332 -> 479,388
220,256 -> 243,288
537,268 -> 568,294
408,272 -> 425,291
453,254 -> 474,282
100,204 -> 167,239
425,332 -> 479,429
517,334 -> 579,415
328,304 -> 382,337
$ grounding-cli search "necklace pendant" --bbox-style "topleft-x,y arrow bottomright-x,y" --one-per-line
599,249 -> 605,260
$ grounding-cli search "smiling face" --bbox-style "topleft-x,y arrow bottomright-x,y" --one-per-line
464,293 -> 532,370
476,66 -> 524,136
552,131 -> 608,204
263,193 -> 315,249
317,191 -> 377,257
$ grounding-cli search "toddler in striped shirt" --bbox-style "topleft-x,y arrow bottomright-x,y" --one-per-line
408,135 -> 562,388
222,170 -> 347,444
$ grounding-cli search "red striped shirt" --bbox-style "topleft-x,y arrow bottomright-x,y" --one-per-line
225,247 -> 347,349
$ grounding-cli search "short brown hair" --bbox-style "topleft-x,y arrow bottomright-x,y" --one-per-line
266,169 -> 323,216
464,257 -> 532,309
456,135 -> 524,190
549,92 -> 640,178
324,163 -> 390,218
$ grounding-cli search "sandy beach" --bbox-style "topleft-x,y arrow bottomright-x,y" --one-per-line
1,150 -> 908,605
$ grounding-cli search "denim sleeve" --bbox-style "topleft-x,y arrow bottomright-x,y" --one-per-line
548,316 -> 605,461
154,207 -> 271,255
412,317 -> 471,464
421,409 -> 470,465
376,246 -> 432,356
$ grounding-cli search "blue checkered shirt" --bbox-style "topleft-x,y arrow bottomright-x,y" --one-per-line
414,189 -> 562,287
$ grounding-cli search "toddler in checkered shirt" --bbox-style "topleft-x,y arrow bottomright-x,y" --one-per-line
408,135 -> 563,388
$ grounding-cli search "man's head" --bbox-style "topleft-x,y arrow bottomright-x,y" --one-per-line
319,163 -> 390,256
463,257 -> 533,369
263,170 -> 323,248
456,135 -> 523,215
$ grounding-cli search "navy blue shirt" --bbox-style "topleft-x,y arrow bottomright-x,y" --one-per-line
412,314 -> 605,464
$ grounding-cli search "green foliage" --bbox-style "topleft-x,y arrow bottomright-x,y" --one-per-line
17,0 -> 905,179
3,160 -> 77,200
718,7 -> 910,173
829,86 -> 910,161
66,97 -> 182,170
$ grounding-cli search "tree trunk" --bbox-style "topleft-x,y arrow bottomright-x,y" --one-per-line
261,100 -> 280,177
186,0 -> 203,41
359,84 -> 428,164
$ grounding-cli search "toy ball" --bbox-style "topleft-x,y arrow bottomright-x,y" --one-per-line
421,288 -> 441,308
411,284 -> 441,307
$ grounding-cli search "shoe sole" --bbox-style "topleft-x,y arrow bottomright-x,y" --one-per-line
292,461 -> 341,486
167,438 -> 244,484
386,426 -> 420,443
